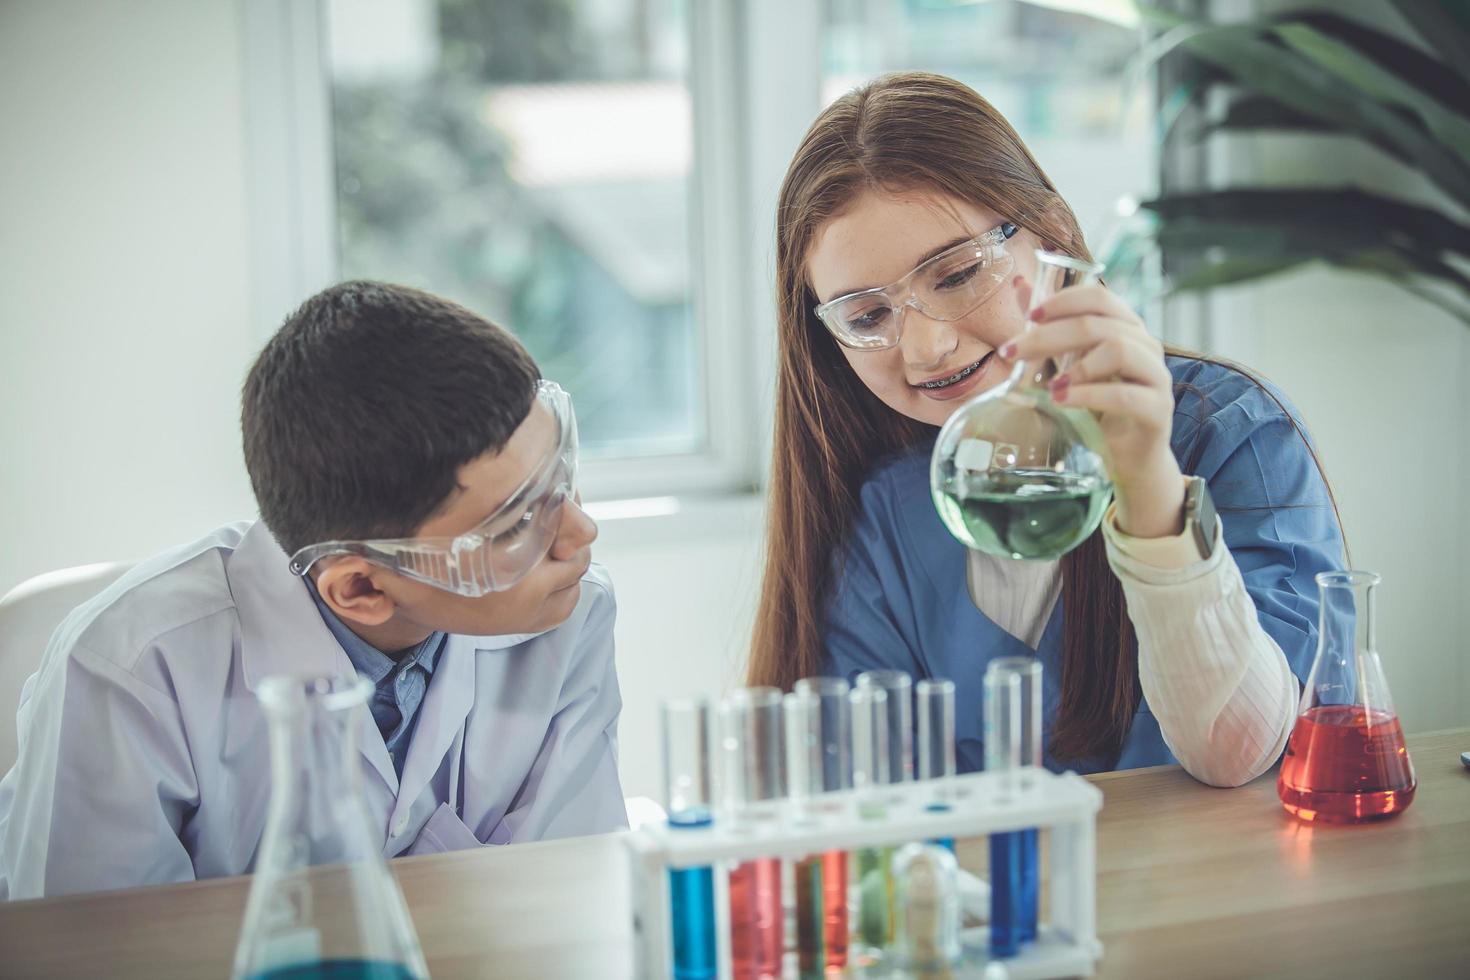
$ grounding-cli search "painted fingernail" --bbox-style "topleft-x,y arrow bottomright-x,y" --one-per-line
1012,275 -> 1024,287
999,341 -> 1018,359
1051,376 -> 1070,401
1028,306 -> 1047,322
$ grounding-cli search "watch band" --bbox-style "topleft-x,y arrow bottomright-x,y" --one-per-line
1184,475 -> 1217,560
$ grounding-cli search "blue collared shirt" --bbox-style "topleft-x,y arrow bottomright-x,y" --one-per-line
823,355 -> 1346,775
305,580 -> 446,779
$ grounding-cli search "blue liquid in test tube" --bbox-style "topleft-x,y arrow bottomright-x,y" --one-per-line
662,698 -> 717,980
985,657 -> 1042,956
916,678 -> 957,853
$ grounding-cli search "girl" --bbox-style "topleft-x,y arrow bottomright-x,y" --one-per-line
748,72 -> 1343,787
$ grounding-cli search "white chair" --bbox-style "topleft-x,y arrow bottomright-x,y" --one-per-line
0,562 -> 132,774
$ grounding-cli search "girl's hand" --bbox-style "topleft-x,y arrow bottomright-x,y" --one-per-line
1000,278 -> 1185,539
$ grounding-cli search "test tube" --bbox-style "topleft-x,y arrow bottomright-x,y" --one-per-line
989,657 -> 1043,945
850,683 -> 890,817
985,658 -> 1038,958
854,671 -> 913,952
916,678 -> 958,852
856,670 -> 914,793
718,688 -> 785,980
662,698 -> 717,980
890,842 -> 961,972
788,678 -> 852,978
916,678 -> 957,787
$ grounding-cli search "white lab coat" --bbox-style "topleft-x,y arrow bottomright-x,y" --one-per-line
0,521 -> 627,900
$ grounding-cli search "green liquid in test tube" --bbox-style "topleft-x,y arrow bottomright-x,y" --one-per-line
787,678 -> 853,979
852,670 -> 913,960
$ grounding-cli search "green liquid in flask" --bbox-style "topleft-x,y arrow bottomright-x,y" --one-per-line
934,469 -> 1110,561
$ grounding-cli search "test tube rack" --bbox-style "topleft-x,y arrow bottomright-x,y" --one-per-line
624,766 -> 1103,979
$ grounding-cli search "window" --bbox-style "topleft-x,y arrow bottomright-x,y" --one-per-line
246,0 -> 1152,500
326,0 -> 698,460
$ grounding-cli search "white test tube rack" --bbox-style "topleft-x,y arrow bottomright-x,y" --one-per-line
624,766 -> 1103,979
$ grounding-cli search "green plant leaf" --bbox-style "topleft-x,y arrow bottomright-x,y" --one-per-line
1133,6 -> 1470,208
1278,10 -> 1470,115
1136,188 -> 1470,258
1166,254 -> 1314,291
1274,22 -> 1470,172
1204,95 -> 1340,137
1391,0 -> 1470,87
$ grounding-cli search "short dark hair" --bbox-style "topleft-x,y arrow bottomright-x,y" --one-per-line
242,280 -> 539,555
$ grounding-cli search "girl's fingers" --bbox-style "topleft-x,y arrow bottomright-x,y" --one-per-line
1011,275 -> 1033,315
1029,282 -> 1141,327
1000,313 -> 1154,363
1053,380 -> 1172,427
1054,334 -> 1171,389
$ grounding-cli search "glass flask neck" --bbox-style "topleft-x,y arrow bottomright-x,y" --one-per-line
1006,250 -> 1103,396
1318,570 -> 1376,659
1007,332 -> 1061,395
1301,570 -> 1396,716
233,676 -> 428,980
258,676 -> 376,866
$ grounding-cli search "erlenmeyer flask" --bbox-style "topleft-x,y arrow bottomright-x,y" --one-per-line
1278,571 -> 1416,824
931,250 -> 1113,561
233,676 -> 429,980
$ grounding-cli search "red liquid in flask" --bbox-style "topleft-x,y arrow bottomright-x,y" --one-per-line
1277,706 -> 1416,823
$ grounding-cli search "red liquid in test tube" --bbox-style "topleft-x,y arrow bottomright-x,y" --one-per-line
729,857 -> 783,980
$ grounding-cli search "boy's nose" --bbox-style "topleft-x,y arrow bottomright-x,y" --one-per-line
550,497 -> 597,560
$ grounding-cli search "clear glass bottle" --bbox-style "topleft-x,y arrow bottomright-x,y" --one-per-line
931,250 -> 1112,561
1278,571 -> 1416,823
232,676 -> 428,980
890,842 -> 961,973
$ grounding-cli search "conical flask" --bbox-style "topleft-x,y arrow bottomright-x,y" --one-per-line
1277,571 -> 1416,824
232,676 -> 429,980
930,250 -> 1113,561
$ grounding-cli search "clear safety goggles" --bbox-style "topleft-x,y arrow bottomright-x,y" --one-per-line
813,222 -> 1019,351
287,380 -> 579,597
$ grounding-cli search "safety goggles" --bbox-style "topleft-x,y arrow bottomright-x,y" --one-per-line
287,380 -> 579,596
813,222 -> 1019,351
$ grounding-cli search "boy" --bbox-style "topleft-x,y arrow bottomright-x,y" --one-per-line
0,281 -> 625,899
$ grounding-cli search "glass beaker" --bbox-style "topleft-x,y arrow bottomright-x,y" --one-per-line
930,250 -> 1113,561
232,676 -> 428,980
1277,571 -> 1416,824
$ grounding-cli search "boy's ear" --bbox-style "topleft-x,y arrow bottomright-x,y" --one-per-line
315,559 -> 398,628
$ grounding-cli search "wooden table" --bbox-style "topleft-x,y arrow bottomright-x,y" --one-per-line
3,728 -> 1466,979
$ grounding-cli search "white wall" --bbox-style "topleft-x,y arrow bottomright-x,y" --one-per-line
0,0 -> 259,592
595,498 -> 764,801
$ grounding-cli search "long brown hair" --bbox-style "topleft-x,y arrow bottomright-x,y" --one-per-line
749,71 -> 1143,761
